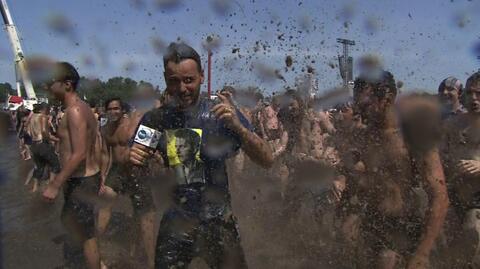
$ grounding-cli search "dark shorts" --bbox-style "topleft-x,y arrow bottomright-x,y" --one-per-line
155,183 -> 247,269
106,164 -> 155,216
30,141 -> 60,180
62,173 -> 101,243
22,132 -> 32,145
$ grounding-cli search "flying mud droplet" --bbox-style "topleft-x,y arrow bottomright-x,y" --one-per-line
202,35 -> 222,52
396,80 -> 404,89
306,65 -> 315,74
453,11 -> 471,28
338,2 -> 355,22
130,0 -> 145,9
298,14 -> 313,31
45,13 -> 78,43
253,62 -> 286,82
364,16 -> 381,34
122,60 -> 136,73
155,0 -> 182,10
80,55 -> 95,68
151,37 -> 167,56
211,0 -> 232,16
285,56 -> 293,68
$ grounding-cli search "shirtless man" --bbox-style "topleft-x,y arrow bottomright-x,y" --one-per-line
26,103 -> 60,192
17,107 -> 32,160
42,62 -> 102,269
97,97 -> 156,268
442,71 -> 480,267
340,71 -> 448,269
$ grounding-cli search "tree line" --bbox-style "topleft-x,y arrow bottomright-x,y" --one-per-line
0,77 -> 160,105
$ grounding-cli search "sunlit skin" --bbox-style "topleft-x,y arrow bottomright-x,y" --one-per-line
164,59 -> 203,110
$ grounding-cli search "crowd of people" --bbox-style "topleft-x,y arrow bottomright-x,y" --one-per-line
7,42 -> 480,269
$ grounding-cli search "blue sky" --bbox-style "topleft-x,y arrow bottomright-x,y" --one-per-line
0,0 -> 479,95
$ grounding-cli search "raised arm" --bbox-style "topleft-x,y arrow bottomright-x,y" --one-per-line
408,148 -> 448,269
212,92 -> 273,168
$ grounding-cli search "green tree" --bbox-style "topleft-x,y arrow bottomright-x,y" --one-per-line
0,83 -> 15,102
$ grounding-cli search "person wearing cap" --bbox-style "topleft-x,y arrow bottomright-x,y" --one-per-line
438,76 -> 467,119
129,42 -> 273,268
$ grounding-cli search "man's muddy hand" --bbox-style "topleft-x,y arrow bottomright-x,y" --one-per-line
458,159 -> 480,176
129,143 -> 154,166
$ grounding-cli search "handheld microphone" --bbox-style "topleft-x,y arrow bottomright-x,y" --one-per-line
133,124 -> 162,149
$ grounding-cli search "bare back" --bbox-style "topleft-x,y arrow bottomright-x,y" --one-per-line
57,100 -> 99,178
27,113 -> 46,142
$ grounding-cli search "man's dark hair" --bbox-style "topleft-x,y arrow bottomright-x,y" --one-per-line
88,100 -> 96,108
32,104 -> 41,114
32,103 -> 48,114
54,62 -> 80,90
438,76 -> 463,95
277,89 -> 306,125
163,42 -> 202,72
39,102 -> 49,112
354,70 -> 397,101
104,97 -> 125,111
466,71 -> 480,91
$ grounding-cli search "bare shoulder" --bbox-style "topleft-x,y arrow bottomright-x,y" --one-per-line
65,101 -> 93,125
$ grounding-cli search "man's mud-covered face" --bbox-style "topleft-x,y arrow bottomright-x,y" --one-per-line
354,84 -> 390,123
465,82 -> 480,114
439,86 -> 460,108
164,59 -> 204,110
288,99 -> 301,116
106,100 -> 123,122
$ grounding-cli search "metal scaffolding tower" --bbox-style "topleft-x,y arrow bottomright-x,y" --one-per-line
337,38 -> 355,87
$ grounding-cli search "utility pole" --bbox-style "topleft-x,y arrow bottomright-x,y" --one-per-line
205,35 -> 215,98
0,0 -> 37,100
337,38 -> 355,88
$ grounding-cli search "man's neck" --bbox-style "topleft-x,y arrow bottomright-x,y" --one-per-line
63,92 -> 80,107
